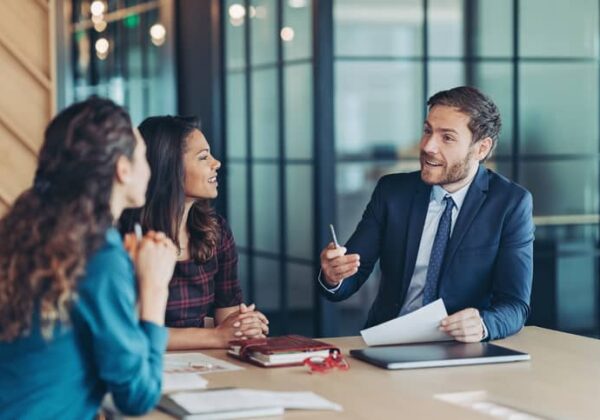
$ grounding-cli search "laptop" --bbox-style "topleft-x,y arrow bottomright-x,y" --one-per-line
350,342 -> 530,370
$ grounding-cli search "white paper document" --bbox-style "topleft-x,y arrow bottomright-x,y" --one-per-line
164,352 -> 243,375
360,299 -> 452,346
167,388 -> 342,414
162,372 -> 208,393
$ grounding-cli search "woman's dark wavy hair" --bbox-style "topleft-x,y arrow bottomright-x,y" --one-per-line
120,116 -> 219,263
0,97 -> 136,342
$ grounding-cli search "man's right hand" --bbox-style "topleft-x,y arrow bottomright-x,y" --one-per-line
319,242 -> 360,287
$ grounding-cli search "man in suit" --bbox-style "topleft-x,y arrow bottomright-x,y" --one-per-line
319,86 -> 533,342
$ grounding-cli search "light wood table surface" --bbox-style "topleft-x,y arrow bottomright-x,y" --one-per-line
142,326 -> 600,419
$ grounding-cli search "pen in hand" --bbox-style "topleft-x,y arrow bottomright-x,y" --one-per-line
123,223 -> 143,260
321,224 -> 360,286
134,223 -> 143,242
329,224 -> 340,249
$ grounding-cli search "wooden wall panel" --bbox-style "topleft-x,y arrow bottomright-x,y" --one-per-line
0,123 -> 37,203
0,0 -> 50,76
0,0 -> 54,209
0,44 -> 50,151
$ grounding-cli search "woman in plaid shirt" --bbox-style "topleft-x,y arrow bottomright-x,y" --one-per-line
121,116 -> 269,349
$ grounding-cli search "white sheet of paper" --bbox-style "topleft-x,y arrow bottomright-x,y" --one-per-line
162,372 -> 208,393
242,390 -> 343,412
169,389 -> 342,414
360,299 -> 452,346
164,352 -> 243,375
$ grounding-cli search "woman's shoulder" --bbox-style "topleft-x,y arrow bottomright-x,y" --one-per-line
82,228 -> 133,291
88,228 -> 129,263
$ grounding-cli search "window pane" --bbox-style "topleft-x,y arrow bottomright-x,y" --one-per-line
520,0 -> 599,58
285,164 -> 313,260
72,4 -> 175,122
335,61 -> 423,158
428,0 -> 464,57
127,79 -> 145,125
334,0 -> 424,57
519,63 -> 598,155
287,262 -> 314,336
254,257 -> 279,311
557,251 -> 598,331
251,68 -> 279,159
335,162 -> 418,242
284,63 -> 313,159
283,0 -> 312,61
472,63 -> 513,156
474,0 -> 512,57
225,0 -> 246,69
536,224 -> 599,243
226,72 -> 247,159
252,163 -> 280,252
250,0 -> 277,66
227,163 -> 248,248
486,160 -> 512,181
287,262 -> 313,310
427,61 -> 465,99
520,160 -> 598,216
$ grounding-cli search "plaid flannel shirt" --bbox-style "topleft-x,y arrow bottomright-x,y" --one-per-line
165,215 -> 243,328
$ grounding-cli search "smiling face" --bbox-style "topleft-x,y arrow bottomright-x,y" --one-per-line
182,129 -> 221,200
419,105 -> 491,193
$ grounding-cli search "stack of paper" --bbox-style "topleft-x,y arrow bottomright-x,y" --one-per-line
162,372 -> 208,394
162,352 -> 244,394
159,388 -> 342,419
164,352 -> 243,375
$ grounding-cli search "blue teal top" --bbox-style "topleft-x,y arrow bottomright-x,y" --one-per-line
0,228 -> 168,419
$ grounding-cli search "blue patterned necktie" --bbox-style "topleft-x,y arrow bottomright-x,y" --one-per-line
422,195 -> 455,305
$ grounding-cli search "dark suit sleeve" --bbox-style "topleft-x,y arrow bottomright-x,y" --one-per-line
481,191 -> 534,340
319,177 -> 388,301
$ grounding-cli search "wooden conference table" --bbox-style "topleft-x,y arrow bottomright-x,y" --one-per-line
142,327 -> 600,419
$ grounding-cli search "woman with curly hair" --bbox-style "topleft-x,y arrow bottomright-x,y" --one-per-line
120,116 -> 268,350
0,97 -> 177,418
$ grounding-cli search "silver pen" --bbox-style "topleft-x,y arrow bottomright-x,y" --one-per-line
134,223 -> 143,242
329,224 -> 340,248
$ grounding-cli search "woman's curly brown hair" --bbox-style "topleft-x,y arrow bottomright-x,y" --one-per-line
120,116 -> 219,263
0,97 -> 136,341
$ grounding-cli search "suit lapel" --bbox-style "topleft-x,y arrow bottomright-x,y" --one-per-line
442,165 -> 489,274
400,181 -> 431,298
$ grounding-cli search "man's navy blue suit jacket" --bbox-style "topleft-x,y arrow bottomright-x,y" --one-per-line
320,165 -> 534,340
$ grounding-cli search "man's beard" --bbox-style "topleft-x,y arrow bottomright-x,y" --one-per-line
420,148 -> 474,186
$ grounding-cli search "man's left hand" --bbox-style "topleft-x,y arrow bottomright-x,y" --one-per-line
440,308 -> 484,342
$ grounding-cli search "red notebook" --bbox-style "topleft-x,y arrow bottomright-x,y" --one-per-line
228,335 -> 339,367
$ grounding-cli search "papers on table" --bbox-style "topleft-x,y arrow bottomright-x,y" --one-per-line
161,388 -> 342,417
162,352 -> 242,394
164,352 -> 243,375
162,372 -> 208,394
360,299 -> 452,346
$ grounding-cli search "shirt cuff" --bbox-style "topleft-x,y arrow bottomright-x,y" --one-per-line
481,318 -> 489,341
318,269 -> 343,293
140,320 -> 169,353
